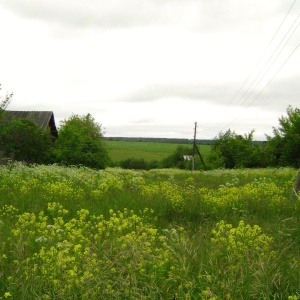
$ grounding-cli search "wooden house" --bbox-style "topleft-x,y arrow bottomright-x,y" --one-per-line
2,111 -> 58,139
0,111 -> 58,164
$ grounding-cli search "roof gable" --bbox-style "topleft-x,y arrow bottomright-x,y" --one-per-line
4,111 -> 58,139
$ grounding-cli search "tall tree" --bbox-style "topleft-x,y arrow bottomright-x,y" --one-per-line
210,129 -> 262,169
55,114 -> 110,169
265,106 -> 300,168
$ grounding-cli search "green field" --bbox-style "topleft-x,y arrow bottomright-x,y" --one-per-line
0,164 -> 299,299
106,140 -> 211,162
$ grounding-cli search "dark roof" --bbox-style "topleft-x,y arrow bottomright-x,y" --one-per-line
4,111 -> 58,139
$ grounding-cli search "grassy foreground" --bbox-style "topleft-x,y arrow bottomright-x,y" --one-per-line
106,140 -> 211,162
0,164 -> 300,299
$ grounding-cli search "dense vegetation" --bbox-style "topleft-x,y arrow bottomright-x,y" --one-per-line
0,118 -> 53,163
54,114 -> 110,169
209,106 -> 300,169
0,164 -> 299,299
0,112 -> 110,168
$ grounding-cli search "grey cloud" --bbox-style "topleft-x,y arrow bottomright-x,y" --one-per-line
1,0 -> 191,29
1,0 -> 156,28
117,74 -> 299,113
1,0 -> 291,31
106,123 -> 193,139
117,82 -> 244,105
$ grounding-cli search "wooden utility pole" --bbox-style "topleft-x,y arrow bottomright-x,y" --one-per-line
192,122 -> 197,171
192,122 -> 206,171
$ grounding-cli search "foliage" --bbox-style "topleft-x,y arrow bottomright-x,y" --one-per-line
0,118 -> 53,163
265,106 -> 300,168
55,114 -> 110,169
0,165 -> 299,299
210,129 -> 263,169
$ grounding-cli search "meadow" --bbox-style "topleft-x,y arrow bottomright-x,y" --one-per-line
105,140 -> 211,162
0,163 -> 300,299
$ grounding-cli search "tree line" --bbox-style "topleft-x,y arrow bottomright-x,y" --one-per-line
104,137 -> 215,145
209,105 -> 300,169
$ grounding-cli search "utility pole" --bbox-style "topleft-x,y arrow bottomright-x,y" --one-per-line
192,122 -> 206,171
192,122 -> 197,171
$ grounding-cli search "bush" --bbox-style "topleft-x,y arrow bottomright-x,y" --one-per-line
210,130 -> 263,169
54,114 -> 110,169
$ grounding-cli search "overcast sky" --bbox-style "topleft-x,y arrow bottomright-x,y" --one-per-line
0,0 -> 299,140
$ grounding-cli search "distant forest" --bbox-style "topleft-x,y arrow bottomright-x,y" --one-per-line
104,137 -> 265,146
104,137 -> 215,145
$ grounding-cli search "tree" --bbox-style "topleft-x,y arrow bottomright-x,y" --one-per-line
265,106 -> 300,168
210,129 -> 262,169
55,114 -> 110,169
0,118 -> 53,163
0,84 -> 12,116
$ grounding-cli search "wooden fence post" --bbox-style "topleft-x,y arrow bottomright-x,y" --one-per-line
292,169 -> 300,198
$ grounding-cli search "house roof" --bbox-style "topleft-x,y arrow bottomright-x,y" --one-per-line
4,111 -> 58,139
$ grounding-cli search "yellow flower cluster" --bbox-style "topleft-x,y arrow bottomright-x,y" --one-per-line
3,204 -> 173,299
141,181 -> 186,213
211,220 -> 273,259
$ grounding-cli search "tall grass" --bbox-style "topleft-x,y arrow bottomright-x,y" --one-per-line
0,163 -> 299,299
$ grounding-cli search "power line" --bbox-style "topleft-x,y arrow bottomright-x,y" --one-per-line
202,0 -> 300,136
235,13 -> 300,108
226,0 -> 298,108
201,34 -> 300,138
218,38 -> 300,132
249,38 -> 300,106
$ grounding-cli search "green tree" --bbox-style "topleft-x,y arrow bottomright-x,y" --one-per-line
265,106 -> 300,168
0,118 -> 53,163
55,114 -> 110,169
210,129 -> 262,169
